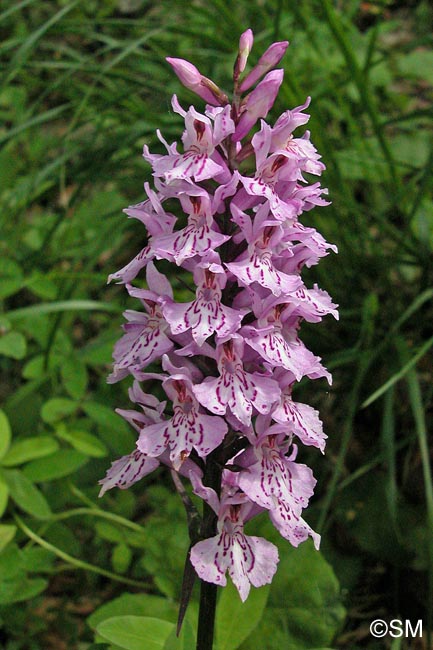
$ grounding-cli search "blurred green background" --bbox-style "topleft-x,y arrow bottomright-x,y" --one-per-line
0,0 -> 432,648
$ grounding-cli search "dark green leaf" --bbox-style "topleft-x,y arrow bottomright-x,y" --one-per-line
57,428 -> 108,457
0,524 -> 17,553
1,435 -> 59,466
0,331 -> 27,359
61,356 -> 89,400
22,449 -> 88,481
41,398 -> 78,423
216,580 -> 269,650
3,469 -> 52,519
96,616 -> 174,650
0,409 -> 11,459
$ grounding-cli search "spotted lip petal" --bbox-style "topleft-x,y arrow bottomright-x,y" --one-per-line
189,477 -> 279,601
239,441 -> 315,503
190,528 -> 279,602
98,450 -> 160,496
162,269 -> 246,345
193,340 -> 281,426
137,402 -> 227,468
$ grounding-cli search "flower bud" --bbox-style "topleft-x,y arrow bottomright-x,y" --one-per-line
239,41 -> 289,92
166,57 -> 227,106
233,69 -> 284,141
234,28 -> 254,78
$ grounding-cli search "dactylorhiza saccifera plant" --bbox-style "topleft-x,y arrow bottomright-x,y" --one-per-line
99,28 -> 338,649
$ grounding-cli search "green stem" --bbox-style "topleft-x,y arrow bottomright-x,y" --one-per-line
50,507 -> 146,534
14,514 -> 150,589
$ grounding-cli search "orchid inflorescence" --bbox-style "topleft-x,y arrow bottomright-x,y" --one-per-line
99,29 -> 338,602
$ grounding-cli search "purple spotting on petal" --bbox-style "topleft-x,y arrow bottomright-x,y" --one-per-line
98,449 -> 160,496
163,268 -> 246,345
189,479 -> 279,601
104,29 -> 338,601
193,338 -> 281,426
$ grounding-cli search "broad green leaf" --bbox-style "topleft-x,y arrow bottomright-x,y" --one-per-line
216,580 -> 270,650
22,547 -> 55,572
61,356 -> 88,400
163,619 -> 195,650
0,331 -> 27,359
88,594 -> 179,631
57,428 -> 108,457
1,435 -> 59,466
41,398 -> 77,423
239,534 -> 346,650
0,475 -> 9,516
0,524 -> 16,553
83,402 -> 130,434
3,469 -> 52,519
0,544 -> 23,579
22,354 -> 51,379
0,409 -> 12,459
96,616 -> 174,650
95,521 -> 125,544
0,576 -> 48,605
22,449 -> 88,481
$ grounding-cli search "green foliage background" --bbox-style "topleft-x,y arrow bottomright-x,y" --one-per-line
0,0 -> 432,648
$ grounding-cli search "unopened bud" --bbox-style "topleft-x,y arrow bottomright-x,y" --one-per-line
239,41 -> 289,92
233,69 -> 284,141
235,28 -> 254,78
166,57 -> 226,106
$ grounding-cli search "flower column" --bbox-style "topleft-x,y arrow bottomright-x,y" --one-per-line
100,28 -> 338,650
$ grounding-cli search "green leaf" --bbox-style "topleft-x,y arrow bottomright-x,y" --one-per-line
0,331 -> 27,359
111,543 -> 132,574
82,402 -> 134,455
0,524 -> 17,553
216,580 -> 270,650
0,576 -> 48,605
22,449 -> 88,481
1,435 -> 59,466
0,259 -> 23,299
87,593 -> 179,631
3,469 -> 52,519
0,474 -> 9,517
41,398 -> 78,423
57,428 -> 108,458
239,535 -> 345,650
7,300 -> 119,321
0,544 -> 23,580
25,272 -> 58,300
21,547 -> 55,572
163,619 -> 195,650
396,49 -> 433,84
95,521 -> 125,544
61,356 -> 89,400
22,354 -> 50,379
0,409 -> 12,459
83,402 -> 130,433
96,616 -> 174,650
